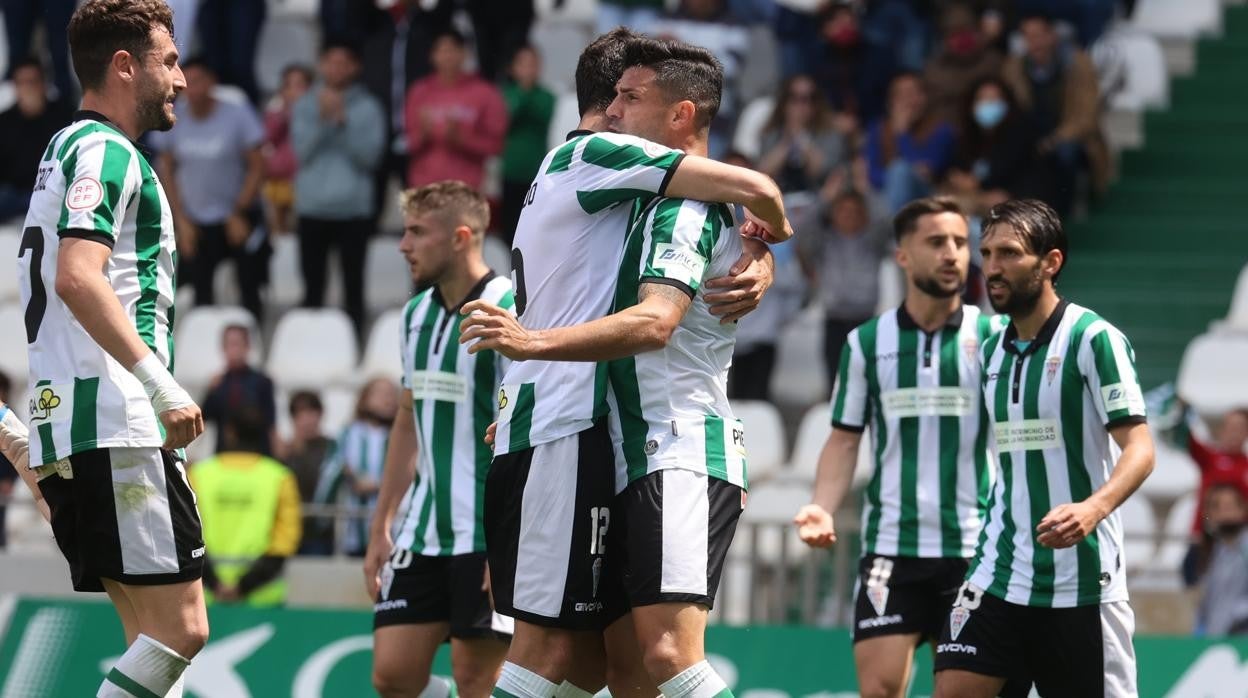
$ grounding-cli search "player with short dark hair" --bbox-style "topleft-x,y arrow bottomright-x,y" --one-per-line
20,1 -> 208,696
793,196 -> 1002,698
932,199 -> 1155,698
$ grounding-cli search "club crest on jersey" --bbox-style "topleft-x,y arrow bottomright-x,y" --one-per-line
866,584 -> 889,616
28,387 -> 62,422
962,337 -> 979,363
497,388 -> 508,410
1045,356 -> 1062,385
949,606 -> 971,641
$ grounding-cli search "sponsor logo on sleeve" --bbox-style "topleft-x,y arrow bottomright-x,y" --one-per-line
652,243 -> 706,282
1101,383 -> 1143,414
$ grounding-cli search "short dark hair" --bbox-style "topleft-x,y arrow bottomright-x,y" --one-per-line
10,56 -> 44,77
68,0 -> 175,91
223,406 -> 269,454
1020,12 -> 1055,28
289,390 -> 323,417
0,369 -> 10,402
321,39 -> 361,60
892,196 -> 965,243
982,198 -> 1068,280
575,27 -> 639,117
180,55 -> 213,76
222,323 -> 250,343
622,37 -> 723,130
433,27 -> 467,47
281,63 -> 314,84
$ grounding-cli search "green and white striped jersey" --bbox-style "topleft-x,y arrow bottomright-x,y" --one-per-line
392,275 -> 514,556
18,113 -> 178,466
493,131 -> 684,456
969,300 -> 1146,608
316,420 -> 390,554
832,304 -> 1003,558
606,198 -> 746,492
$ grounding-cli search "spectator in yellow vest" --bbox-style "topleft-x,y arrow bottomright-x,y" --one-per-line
190,406 -> 302,606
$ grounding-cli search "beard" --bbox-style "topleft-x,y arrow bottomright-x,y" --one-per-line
987,264 -> 1045,315
913,269 -> 963,299
136,75 -> 175,133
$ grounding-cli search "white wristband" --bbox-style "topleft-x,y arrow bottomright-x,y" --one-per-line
131,353 -> 195,415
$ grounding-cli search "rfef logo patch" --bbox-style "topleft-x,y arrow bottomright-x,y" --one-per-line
66,176 -> 104,211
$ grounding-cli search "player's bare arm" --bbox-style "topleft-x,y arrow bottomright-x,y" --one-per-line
57,238 -> 203,449
1036,421 -> 1155,549
364,389 -> 419,598
459,282 -> 693,362
665,158 -> 794,242
794,428 -> 862,548
0,402 -> 49,522
704,237 -> 775,324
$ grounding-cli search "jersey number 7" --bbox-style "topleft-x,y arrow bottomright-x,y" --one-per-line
18,227 -> 47,343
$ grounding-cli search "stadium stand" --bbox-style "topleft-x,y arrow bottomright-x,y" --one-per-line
731,399 -> 787,483
1178,333 -> 1248,417
0,304 -> 27,394
266,308 -> 359,390
0,227 -> 18,303
172,305 -> 263,398
359,306 -> 404,383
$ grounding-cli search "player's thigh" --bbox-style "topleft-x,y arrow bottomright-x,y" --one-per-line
853,632 -> 921,698
101,578 -> 140,646
446,553 -> 511,695
372,622 -> 449,695
932,669 -> 1007,698
631,602 -> 709,665
506,621 -> 605,686
449,636 -> 509,698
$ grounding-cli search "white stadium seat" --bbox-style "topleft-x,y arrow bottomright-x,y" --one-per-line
739,478 -> 811,564
267,308 -> 358,390
1130,0 -> 1221,39
1138,438 -> 1200,501
731,400 -> 786,483
0,303 -> 29,388
1118,496 -> 1158,569
1101,31 -> 1169,111
365,236 -> 414,314
546,90 -> 582,152
771,305 -> 827,405
786,403 -> 875,489
321,386 -> 359,437
267,233 -> 305,308
360,308 -> 404,384
0,230 -> 20,303
1156,492 -> 1197,573
1177,333 -> 1248,415
172,306 -> 262,399
1212,264 -> 1248,334
731,96 -> 774,161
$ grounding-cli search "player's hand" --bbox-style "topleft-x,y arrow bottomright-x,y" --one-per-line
704,237 -> 774,324
175,216 -> 198,259
484,421 -> 497,448
740,207 -> 793,244
224,213 -> 250,247
794,504 -> 837,548
459,300 -> 539,360
364,533 -> 392,599
159,403 -> 204,450
1036,500 -> 1106,548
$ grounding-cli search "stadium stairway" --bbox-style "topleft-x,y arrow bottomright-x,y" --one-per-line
1062,4 -> 1248,389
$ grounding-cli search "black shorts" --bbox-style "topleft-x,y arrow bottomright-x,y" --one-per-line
933,582 -> 1139,697
603,469 -> 742,619
373,549 -> 512,639
483,420 -> 615,630
41,448 -> 204,592
852,555 -> 968,644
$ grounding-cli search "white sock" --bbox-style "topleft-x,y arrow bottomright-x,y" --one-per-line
420,676 -> 453,698
165,674 -> 184,697
97,634 -> 190,698
494,662 -> 558,698
657,661 -> 730,698
553,680 -> 596,698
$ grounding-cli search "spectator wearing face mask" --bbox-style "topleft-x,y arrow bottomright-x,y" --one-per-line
812,2 -> 895,124
924,2 -> 1002,127
945,77 -> 1058,216
1193,484 -> 1248,636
